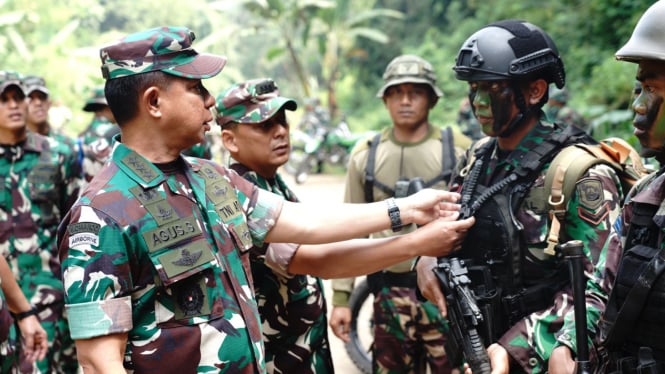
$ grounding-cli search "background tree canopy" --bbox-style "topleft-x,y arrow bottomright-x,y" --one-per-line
0,0 -> 653,138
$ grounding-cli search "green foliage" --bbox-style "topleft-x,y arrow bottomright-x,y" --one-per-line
0,0 -> 656,142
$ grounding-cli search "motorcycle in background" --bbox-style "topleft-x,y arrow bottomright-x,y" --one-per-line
287,116 -> 371,184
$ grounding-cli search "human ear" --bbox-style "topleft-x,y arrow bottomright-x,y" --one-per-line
144,87 -> 161,118
528,79 -> 548,104
221,129 -> 239,153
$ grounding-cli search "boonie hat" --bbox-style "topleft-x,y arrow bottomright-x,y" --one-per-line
215,78 -> 297,127
0,70 -> 24,95
23,75 -> 49,96
377,54 -> 443,97
83,86 -> 108,112
100,26 -> 227,80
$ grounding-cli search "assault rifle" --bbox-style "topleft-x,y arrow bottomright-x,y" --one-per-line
433,257 -> 491,374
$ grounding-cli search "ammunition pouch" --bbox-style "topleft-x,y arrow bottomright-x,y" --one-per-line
366,271 -> 417,294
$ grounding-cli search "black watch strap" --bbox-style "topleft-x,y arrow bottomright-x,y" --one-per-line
12,307 -> 38,321
386,198 -> 403,232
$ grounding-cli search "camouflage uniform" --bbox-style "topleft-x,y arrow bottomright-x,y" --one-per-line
216,79 -> 333,374
333,125 -> 466,373
590,2 -> 665,371
231,165 -> 333,374
332,54 -> 468,374
58,26 -> 303,373
450,120 -> 622,373
78,86 -> 119,182
0,130 -> 82,373
58,141 -> 290,373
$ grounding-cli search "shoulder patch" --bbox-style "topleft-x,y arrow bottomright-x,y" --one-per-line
68,222 -> 101,235
68,222 -> 100,248
576,178 -> 610,225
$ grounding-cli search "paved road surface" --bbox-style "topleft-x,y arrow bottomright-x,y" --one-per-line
282,171 -> 367,374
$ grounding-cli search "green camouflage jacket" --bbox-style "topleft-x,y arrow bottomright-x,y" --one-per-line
58,142 -> 284,373
230,163 -> 333,373
0,131 -> 82,308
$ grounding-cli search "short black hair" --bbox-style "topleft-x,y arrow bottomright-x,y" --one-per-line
104,71 -> 170,125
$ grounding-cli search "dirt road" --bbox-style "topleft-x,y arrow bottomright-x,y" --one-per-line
282,172 -> 367,374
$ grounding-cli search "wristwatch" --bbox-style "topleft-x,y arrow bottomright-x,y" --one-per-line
386,197 -> 403,232
12,307 -> 38,321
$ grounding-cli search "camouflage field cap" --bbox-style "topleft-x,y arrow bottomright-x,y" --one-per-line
82,86 -> 108,112
100,26 -> 227,80
0,70 -> 24,95
23,75 -> 49,96
215,78 -> 297,127
377,54 -> 443,97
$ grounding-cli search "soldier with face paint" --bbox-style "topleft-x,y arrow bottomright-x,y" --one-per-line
415,20 -> 624,373
549,1 -> 665,373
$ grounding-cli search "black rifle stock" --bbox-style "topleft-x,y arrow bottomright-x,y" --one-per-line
561,240 -> 593,374
433,257 -> 491,374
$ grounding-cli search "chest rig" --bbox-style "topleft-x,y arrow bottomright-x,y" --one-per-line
452,126 -> 587,342
600,170 -> 665,365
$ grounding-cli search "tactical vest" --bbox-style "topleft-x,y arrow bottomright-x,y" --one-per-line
601,184 -> 665,366
364,126 -> 456,202
454,125 -> 590,342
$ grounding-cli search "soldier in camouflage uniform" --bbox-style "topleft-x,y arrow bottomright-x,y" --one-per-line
56,26 -> 473,373
24,75 -> 78,149
0,255 -> 48,372
551,2 -> 665,372
0,70 -> 82,373
545,86 -> 591,134
330,54 -> 472,374
78,85 -> 119,182
215,78 -> 333,374
415,20 -> 623,373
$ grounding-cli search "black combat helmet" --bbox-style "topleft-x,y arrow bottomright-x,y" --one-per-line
453,20 -> 565,137
453,19 -> 565,89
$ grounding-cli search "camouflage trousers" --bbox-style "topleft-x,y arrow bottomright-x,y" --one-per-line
372,286 -> 455,374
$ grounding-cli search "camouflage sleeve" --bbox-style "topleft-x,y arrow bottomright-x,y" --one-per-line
59,205 -> 133,340
554,172 -> 649,354
262,242 -> 300,278
245,187 -> 284,249
498,163 -> 622,371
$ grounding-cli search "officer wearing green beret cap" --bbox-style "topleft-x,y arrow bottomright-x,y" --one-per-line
58,26 -> 473,373
216,78 -> 334,373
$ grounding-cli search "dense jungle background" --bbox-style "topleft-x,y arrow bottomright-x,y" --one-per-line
0,0 -> 653,140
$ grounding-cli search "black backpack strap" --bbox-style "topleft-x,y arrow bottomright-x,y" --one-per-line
427,127 -> 457,188
364,132 -> 394,202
